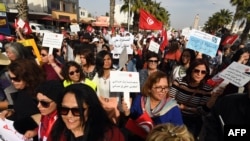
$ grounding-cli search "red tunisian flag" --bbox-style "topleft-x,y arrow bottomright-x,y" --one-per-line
14,18 -> 32,35
221,34 -> 239,46
139,9 -> 163,30
160,28 -> 168,52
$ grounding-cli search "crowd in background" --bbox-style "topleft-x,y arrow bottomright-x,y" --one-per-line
0,25 -> 249,141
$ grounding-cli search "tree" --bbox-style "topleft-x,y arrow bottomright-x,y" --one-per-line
16,0 -> 29,22
109,0 -> 115,29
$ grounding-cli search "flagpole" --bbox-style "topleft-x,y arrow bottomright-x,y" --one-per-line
127,0 -> 130,32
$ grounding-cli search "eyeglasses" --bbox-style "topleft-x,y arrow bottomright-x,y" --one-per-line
148,60 -> 158,63
38,100 -> 53,108
153,86 -> 169,92
60,107 -> 81,116
41,54 -> 47,57
193,69 -> 207,75
69,70 -> 80,75
9,76 -> 21,82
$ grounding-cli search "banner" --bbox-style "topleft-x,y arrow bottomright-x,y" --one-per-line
221,34 -> 239,46
139,9 -> 163,30
0,3 -> 11,35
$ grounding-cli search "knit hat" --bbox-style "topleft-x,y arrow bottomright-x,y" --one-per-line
35,80 -> 64,104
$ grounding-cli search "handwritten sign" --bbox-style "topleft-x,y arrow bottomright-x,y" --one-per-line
186,29 -> 221,57
110,71 -> 140,109
0,119 -> 32,141
219,62 -> 250,87
148,40 -> 160,54
42,32 -> 63,54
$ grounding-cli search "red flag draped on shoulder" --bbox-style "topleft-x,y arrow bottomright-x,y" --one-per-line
160,28 -> 168,52
139,9 -> 163,30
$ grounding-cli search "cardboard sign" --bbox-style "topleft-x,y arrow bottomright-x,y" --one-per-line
42,32 -> 63,54
219,62 -> 250,87
148,40 -> 160,54
186,29 -> 221,57
18,39 -> 41,62
110,71 -> 140,108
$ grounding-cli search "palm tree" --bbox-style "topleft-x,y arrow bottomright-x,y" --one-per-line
16,0 -> 29,22
110,0 -> 115,29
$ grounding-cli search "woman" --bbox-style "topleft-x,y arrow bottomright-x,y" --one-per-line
139,51 -> 160,89
0,59 -> 45,140
77,49 -> 97,80
122,71 -> 183,140
172,49 -> 196,81
93,50 -> 120,124
48,83 -> 125,141
40,47 -> 63,80
61,61 -> 96,91
23,80 -> 64,141
169,59 -> 218,139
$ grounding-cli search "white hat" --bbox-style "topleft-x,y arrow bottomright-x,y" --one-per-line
0,52 -> 10,65
92,37 -> 99,43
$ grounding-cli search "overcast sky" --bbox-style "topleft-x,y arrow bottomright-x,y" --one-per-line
80,0 -> 236,29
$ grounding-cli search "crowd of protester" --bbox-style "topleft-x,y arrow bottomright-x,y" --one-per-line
0,25 -> 249,141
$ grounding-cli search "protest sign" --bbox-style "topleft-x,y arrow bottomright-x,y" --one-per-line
18,38 -> 41,62
42,32 -> 63,54
110,71 -> 140,109
70,24 -> 80,34
0,119 -> 32,141
148,40 -> 160,54
186,29 -> 221,57
219,62 -> 250,87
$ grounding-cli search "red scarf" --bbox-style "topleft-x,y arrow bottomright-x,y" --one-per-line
39,110 -> 57,140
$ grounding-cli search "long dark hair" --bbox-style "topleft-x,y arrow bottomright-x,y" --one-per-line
95,50 -> 113,77
49,84 -> 114,141
183,59 -> 210,88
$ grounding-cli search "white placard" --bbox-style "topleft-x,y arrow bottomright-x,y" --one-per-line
42,33 -> 64,54
0,118 -> 32,141
148,40 -> 160,54
110,71 -> 140,109
219,62 -> 250,87
186,29 -> 221,57
70,24 -> 80,33
17,18 -> 25,28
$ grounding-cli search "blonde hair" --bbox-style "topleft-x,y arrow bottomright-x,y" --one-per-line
146,123 -> 194,141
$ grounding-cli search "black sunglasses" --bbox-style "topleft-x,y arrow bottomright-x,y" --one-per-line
193,69 -> 207,75
9,76 -> 21,82
69,70 -> 80,75
60,107 -> 81,116
38,100 -> 53,108
148,60 -> 158,63
41,53 -> 47,57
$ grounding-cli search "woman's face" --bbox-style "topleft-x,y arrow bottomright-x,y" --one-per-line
147,57 -> 158,70
181,51 -> 191,65
239,52 -> 250,65
8,71 -> 26,90
68,66 -> 80,82
40,50 -> 49,63
5,48 -> 17,61
37,93 -> 57,116
191,64 -> 207,83
80,55 -> 86,66
61,92 -> 88,134
103,54 -> 112,69
151,77 -> 169,101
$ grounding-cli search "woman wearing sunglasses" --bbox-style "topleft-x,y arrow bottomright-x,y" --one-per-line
0,59 -> 45,140
40,47 -> 64,80
169,58 -> 219,140
61,61 -> 96,91
21,80 -> 64,140
48,83 -> 125,141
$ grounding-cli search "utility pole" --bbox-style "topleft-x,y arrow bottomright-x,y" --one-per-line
127,0 -> 130,32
